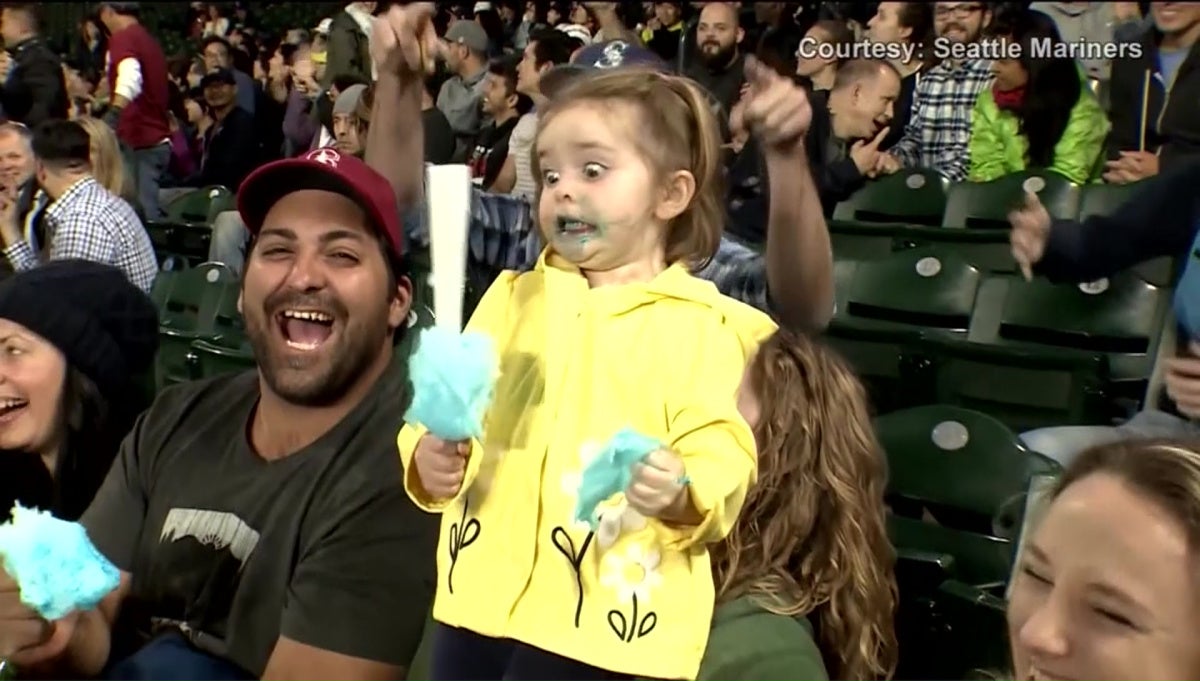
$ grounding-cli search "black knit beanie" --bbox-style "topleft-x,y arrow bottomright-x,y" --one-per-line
0,260 -> 160,398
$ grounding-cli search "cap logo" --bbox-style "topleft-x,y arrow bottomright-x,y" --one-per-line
594,41 -> 630,69
307,148 -> 342,168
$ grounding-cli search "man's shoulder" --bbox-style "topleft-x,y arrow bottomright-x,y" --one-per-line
110,24 -> 155,52
126,372 -> 258,463
148,371 -> 260,423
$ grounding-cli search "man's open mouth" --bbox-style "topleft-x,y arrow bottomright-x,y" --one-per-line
276,309 -> 336,351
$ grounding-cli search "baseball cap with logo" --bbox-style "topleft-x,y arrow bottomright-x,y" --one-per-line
237,148 -> 405,261
539,40 -> 670,98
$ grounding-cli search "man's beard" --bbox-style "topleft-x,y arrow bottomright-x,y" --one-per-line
699,40 -> 736,69
245,291 -> 391,407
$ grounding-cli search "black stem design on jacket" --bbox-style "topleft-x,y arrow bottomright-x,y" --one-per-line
607,593 -> 657,642
551,525 -> 594,627
447,494 -> 480,595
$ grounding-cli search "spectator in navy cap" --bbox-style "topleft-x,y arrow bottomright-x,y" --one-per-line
538,38 -> 670,99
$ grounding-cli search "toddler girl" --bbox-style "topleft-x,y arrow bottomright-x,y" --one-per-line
398,68 -> 775,680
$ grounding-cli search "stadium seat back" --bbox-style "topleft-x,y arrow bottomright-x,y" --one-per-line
832,168 -> 950,225
156,262 -> 238,389
943,171 -> 1080,229
877,404 -> 1059,523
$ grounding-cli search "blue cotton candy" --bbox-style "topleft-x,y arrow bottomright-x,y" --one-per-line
0,504 -> 120,620
406,327 -> 499,441
574,428 -> 664,529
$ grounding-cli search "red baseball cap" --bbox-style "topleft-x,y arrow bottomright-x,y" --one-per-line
237,148 -> 404,259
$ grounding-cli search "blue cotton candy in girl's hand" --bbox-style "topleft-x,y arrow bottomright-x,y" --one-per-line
0,504 -> 120,620
406,327 -> 499,441
574,428 -> 664,529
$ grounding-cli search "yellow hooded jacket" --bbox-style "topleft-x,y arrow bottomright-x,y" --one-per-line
398,251 -> 775,679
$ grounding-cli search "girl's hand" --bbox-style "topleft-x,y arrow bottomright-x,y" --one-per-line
413,434 -> 471,500
625,449 -> 689,519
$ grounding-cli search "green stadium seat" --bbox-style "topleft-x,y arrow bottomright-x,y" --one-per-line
147,186 -> 234,267
192,336 -> 256,378
894,225 -> 1016,273
1077,181 -> 1176,286
932,271 -> 1171,429
929,580 -> 1012,679
878,404 -> 1058,525
829,222 -> 903,261
1077,180 -> 1143,220
156,263 -> 238,389
880,405 -> 1058,679
826,246 -> 983,411
832,168 -> 950,226
943,171 -> 1081,230
190,282 -> 252,379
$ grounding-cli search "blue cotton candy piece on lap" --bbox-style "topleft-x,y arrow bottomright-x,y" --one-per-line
0,504 -> 120,620
406,327 -> 499,441
574,428 -> 663,529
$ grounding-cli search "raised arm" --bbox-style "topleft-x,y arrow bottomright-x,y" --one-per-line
743,58 -> 833,331
364,4 -> 439,212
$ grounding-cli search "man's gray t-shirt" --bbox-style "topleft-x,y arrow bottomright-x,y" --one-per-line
82,364 -> 438,676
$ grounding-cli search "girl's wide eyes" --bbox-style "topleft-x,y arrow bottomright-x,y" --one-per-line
583,162 -> 605,179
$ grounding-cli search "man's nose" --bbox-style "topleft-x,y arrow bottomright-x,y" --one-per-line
283,250 -> 329,291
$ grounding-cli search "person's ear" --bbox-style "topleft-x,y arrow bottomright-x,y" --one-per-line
653,169 -> 696,223
389,275 -> 413,330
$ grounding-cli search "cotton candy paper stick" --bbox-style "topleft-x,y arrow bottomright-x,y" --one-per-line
426,164 -> 472,331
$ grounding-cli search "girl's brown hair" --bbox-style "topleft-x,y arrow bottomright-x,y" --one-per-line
712,328 -> 898,680
533,68 -> 725,269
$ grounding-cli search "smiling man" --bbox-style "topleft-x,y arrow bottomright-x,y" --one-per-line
0,149 -> 439,680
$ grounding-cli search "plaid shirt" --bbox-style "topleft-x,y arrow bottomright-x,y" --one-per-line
889,58 -> 994,181
404,188 -> 771,313
3,176 -> 159,292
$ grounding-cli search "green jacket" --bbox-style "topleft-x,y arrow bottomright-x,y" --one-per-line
694,596 -> 828,681
967,85 -> 1109,184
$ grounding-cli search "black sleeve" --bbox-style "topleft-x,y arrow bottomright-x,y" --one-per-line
80,411 -> 153,572
815,157 -> 867,208
1035,159 -> 1200,282
482,137 -> 511,188
1105,45 -> 1150,159
280,486 -> 439,667
424,110 -> 457,165
2,53 -> 67,126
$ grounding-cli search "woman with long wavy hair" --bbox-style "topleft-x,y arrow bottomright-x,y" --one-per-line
696,329 -> 898,680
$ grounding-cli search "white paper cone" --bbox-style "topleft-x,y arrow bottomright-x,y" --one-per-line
426,164 -> 472,332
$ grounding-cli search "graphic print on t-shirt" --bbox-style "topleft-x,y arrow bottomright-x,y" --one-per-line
147,508 -> 261,640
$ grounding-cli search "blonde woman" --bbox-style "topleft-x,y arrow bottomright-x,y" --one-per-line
74,116 -> 133,201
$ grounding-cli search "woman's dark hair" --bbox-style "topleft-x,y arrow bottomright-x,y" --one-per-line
990,9 -> 1081,169
895,2 -> 937,68
54,368 -> 130,520
0,368 -> 146,522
